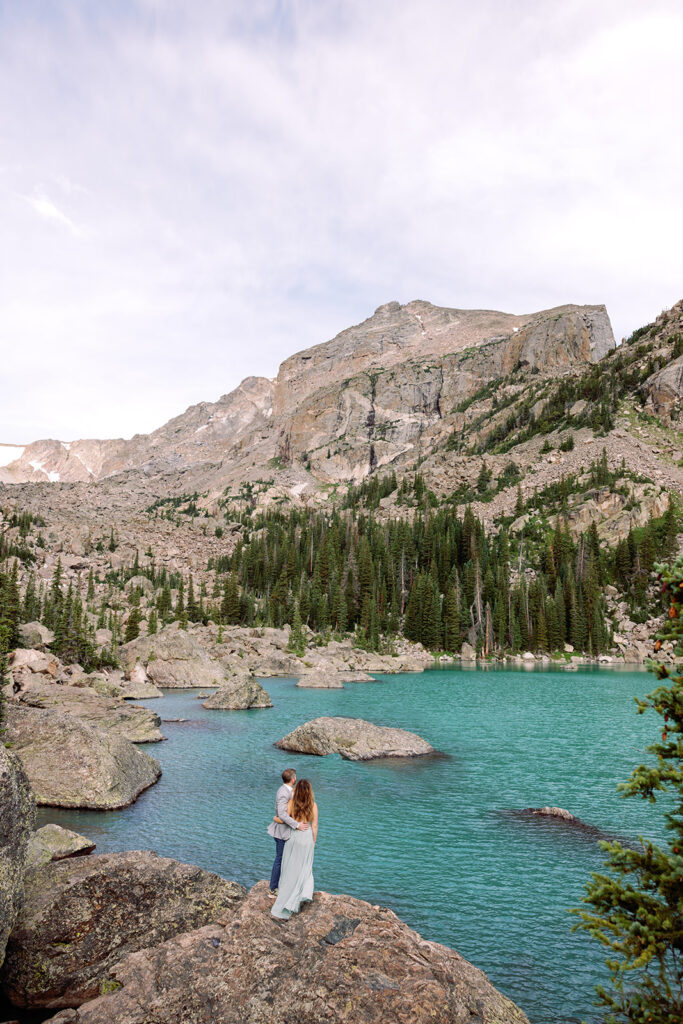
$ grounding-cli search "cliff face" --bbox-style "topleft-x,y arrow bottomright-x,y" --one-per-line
0,299 -> 614,489
273,302 -> 615,481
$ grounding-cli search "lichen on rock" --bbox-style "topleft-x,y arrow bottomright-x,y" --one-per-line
0,745 -> 36,968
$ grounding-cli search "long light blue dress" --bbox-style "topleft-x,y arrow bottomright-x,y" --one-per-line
271,823 -> 315,920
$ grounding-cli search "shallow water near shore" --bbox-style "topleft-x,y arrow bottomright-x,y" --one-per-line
36,664 -> 664,1024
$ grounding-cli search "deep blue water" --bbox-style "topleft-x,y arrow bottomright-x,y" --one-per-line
37,665 -> 666,1024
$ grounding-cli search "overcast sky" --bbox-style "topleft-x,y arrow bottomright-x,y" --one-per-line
1,0 -> 682,444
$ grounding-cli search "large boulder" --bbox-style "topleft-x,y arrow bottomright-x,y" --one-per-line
4,704 -> 161,810
275,716 -> 436,761
15,683 -> 163,743
201,674 -> 272,710
122,624 -> 226,689
0,746 -> 36,968
643,353 -> 683,424
1,851 -> 246,1010
10,649 -> 59,678
44,882 -> 529,1024
27,825 -> 96,869
18,622 -> 55,648
120,664 -> 163,699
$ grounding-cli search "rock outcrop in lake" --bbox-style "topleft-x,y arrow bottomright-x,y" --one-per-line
4,704 -> 161,809
275,716 -> 436,761
122,624 -> 226,688
201,673 -> 272,709
27,825 -> 95,869
16,683 -> 163,743
0,746 -> 35,968
295,671 -> 344,689
1,851 -> 247,1010
295,670 -> 376,688
44,881 -> 529,1024
522,806 -> 578,821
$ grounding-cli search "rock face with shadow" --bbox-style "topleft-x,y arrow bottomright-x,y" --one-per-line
44,882 -> 529,1024
1,851 -> 247,1010
4,704 -> 161,809
0,745 -> 35,968
275,716 -> 436,760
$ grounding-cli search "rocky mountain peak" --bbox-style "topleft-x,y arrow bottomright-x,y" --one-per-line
0,297 -> 615,491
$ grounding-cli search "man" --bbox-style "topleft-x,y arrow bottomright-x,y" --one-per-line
267,768 -> 309,898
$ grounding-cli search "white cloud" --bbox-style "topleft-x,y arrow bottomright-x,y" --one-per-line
0,0 -> 682,443
24,187 -> 80,234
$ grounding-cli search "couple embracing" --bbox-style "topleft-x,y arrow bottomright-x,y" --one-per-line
267,768 -> 318,921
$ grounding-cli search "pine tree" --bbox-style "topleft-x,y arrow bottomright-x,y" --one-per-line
572,552 -> 683,1022
442,587 -> 460,651
287,603 -> 306,656
187,574 -> 200,622
124,607 -> 142,643
514,484 -> 524,518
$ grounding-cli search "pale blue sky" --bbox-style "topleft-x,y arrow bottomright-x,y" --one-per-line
1,0 -> 683,443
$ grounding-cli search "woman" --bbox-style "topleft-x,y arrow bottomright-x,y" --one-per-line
271,778 -> 318,921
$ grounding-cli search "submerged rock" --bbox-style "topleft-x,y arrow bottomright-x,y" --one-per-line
2,851 -> 246,1010
0,746 -> 35,969
201,674 -> 272,710
16,683 -> 163,743
275,716 -> 436,761
505,806 -> 619,843
27,825 -> 95,868
44,882 -> 529,1024
523,806 -> 577,821
4,704 -> 161,810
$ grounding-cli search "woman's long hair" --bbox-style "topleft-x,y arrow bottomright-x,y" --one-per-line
291,779 -> 314,822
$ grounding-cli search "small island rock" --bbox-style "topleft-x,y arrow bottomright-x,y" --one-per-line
275,716 -> 435,761
295,672 -> 344,689
296,670 -> 376,688
4,704 -> 161,810
2,851 -> 246,1009
0,745 -> 35,968
202,673 -> 272,709
44,882 -> 529,1024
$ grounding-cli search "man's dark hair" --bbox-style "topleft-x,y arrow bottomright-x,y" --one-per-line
282,768 -> 296,784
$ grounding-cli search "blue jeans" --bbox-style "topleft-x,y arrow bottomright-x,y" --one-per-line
270,837 -> 286,890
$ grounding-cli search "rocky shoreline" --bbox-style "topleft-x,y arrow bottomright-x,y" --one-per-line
0,741 -> 529,1024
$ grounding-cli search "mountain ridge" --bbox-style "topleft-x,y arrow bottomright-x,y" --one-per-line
0,298 -> 614,489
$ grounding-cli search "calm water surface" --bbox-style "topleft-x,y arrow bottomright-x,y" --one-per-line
38,665 -> 665,1024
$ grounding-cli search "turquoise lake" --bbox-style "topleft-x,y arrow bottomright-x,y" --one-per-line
36,665 -> 666,1024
